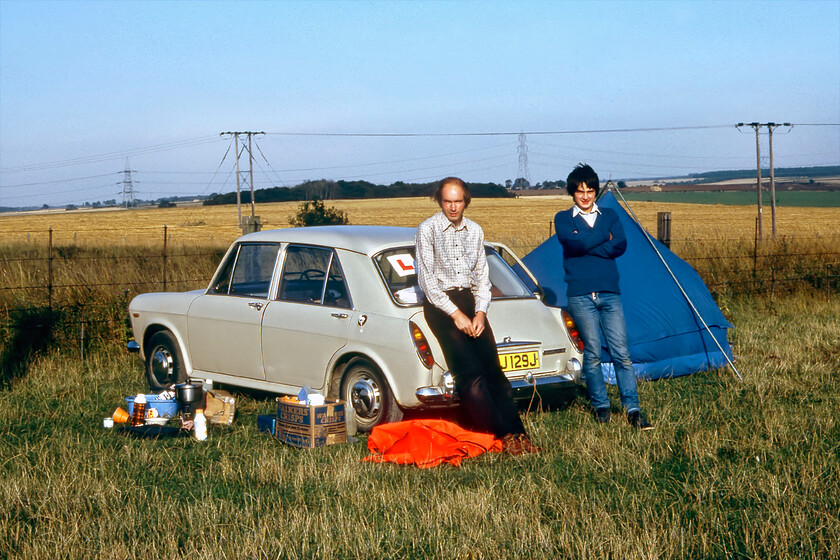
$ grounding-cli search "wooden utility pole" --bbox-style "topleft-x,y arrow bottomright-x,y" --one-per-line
768,123 -> 778,237
248,133 -> 256,218
220,131 -> 265,228
752,123 -> 763,239
737,122 -> 791,240
233,133 -> 241,226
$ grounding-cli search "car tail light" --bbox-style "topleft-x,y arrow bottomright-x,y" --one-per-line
409,321 -> 434,369
562,310 -> 584,353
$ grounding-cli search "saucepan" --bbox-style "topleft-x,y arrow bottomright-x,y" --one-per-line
174,382 -> 203,408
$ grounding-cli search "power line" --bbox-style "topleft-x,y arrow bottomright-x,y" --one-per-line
1,172 -> 119,189
265,124 -> 735,137
0,135 -> 223,173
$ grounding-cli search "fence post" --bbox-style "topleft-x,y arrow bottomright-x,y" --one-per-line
163,224 -> 168,292
656,212 -> 671,248
80,307 -> 85,361
48,227 -> 54,309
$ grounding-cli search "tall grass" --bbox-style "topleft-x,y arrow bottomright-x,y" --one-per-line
2,230 -> 835,323
0,242 -> 225,377
1,293 -> 838,559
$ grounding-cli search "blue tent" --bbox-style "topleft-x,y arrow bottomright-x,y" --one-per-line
522,190 -> 733,382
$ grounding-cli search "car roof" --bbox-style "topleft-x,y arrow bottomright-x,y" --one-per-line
238,225 -> 418,255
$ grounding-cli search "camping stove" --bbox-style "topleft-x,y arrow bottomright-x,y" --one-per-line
174,382 -> 203,420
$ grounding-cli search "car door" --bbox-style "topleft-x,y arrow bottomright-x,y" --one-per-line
187,242 -> 280,379
261,245 -> 352,391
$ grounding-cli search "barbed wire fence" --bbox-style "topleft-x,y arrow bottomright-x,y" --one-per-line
1,225 -> 838,361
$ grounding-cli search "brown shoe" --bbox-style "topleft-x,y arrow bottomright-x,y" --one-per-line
517,434 -> 542,454
501,433 -> 542,455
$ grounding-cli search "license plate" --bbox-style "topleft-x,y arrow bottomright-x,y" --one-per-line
499,350 -> 540,372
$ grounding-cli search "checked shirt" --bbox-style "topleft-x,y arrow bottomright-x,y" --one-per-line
415,211 -> 491,317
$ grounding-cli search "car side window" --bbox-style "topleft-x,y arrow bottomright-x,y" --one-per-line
278,246 -> 350,308
210,243 -> 279,298
323,257 -> 350,308
210,248 -> 237,294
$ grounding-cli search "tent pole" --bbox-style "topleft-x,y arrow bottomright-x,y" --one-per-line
606,182 -> 743,381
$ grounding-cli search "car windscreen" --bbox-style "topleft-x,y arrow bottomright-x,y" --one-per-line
374,247 -> 535,306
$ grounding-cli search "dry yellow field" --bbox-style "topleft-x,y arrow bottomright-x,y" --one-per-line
2,195 -> 839,256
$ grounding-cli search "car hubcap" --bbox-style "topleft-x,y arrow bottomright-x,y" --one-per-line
150,347 -> 174,383
349,374 -> 381,421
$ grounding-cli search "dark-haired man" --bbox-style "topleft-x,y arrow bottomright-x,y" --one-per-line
416,177 -> 541,454
554,164 -> 653,430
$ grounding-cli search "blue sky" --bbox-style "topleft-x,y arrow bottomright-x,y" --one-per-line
1,0 -> 838,207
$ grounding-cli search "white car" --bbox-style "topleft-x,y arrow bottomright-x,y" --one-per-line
127,226 -> 584,432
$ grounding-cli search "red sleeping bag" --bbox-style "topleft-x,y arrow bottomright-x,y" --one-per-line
363,419 -> 502,468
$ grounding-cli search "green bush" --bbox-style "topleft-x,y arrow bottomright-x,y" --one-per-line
288,199 -> 349,227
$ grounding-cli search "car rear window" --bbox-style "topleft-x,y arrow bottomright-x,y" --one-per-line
374,247 -> 535,306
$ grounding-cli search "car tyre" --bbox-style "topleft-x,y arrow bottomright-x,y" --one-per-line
145,331 -> 187,392
341,360 -> 402,433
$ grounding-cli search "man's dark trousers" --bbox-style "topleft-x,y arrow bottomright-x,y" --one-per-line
423,289 -> 525,438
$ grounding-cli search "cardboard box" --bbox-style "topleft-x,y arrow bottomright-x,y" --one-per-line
205,389 -> 236,425
276,397 -> 347,448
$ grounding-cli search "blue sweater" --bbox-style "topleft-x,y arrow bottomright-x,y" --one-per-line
554,207 -> 627,297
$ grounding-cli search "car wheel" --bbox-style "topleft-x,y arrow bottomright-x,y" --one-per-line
145,331 -> 186,392
341,360 -> 402,433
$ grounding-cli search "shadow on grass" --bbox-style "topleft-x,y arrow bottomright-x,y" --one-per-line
0,307 -> 62,388
196,382 -> 586,436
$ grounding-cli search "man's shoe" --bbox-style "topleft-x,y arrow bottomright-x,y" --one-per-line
594,407 -> 611,424
501,433 -> 542,455
516,434 -> 542,454
628,410 -> 654,430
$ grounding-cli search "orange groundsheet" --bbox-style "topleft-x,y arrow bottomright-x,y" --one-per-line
363,419 -> 502,468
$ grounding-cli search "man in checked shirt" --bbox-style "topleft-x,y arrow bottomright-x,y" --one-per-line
415,177 -> 541,455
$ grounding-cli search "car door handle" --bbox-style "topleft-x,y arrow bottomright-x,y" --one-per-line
331,312 -> 349,319
248,301 -> 264,311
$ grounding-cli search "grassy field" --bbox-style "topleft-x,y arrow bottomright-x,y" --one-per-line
1,195 -> 838,380
1,197 -> 839,558
617,190 -> 840,208
2,194 -> 840,254
0,292 -> 838,559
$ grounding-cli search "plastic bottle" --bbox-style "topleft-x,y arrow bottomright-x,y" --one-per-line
130,394 -> 147,426
194,409 -> 207,441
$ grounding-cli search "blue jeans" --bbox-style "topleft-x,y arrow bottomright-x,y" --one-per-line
566,292 -> 639,413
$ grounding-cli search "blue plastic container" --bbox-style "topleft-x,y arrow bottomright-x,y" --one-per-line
125,394 -> 179,418
257,414 -> 276,436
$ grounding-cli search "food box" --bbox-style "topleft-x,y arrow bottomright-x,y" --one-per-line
125,394 -> 179,418
276,397 -> 347,448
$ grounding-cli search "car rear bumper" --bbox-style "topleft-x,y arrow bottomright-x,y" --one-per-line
415,370 -> 456,405
415,358 -> 582,404
509,375 -> 578,399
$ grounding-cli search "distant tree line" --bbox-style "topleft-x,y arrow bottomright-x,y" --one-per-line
686,165 -> 840,184
203,179 -> 514,206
